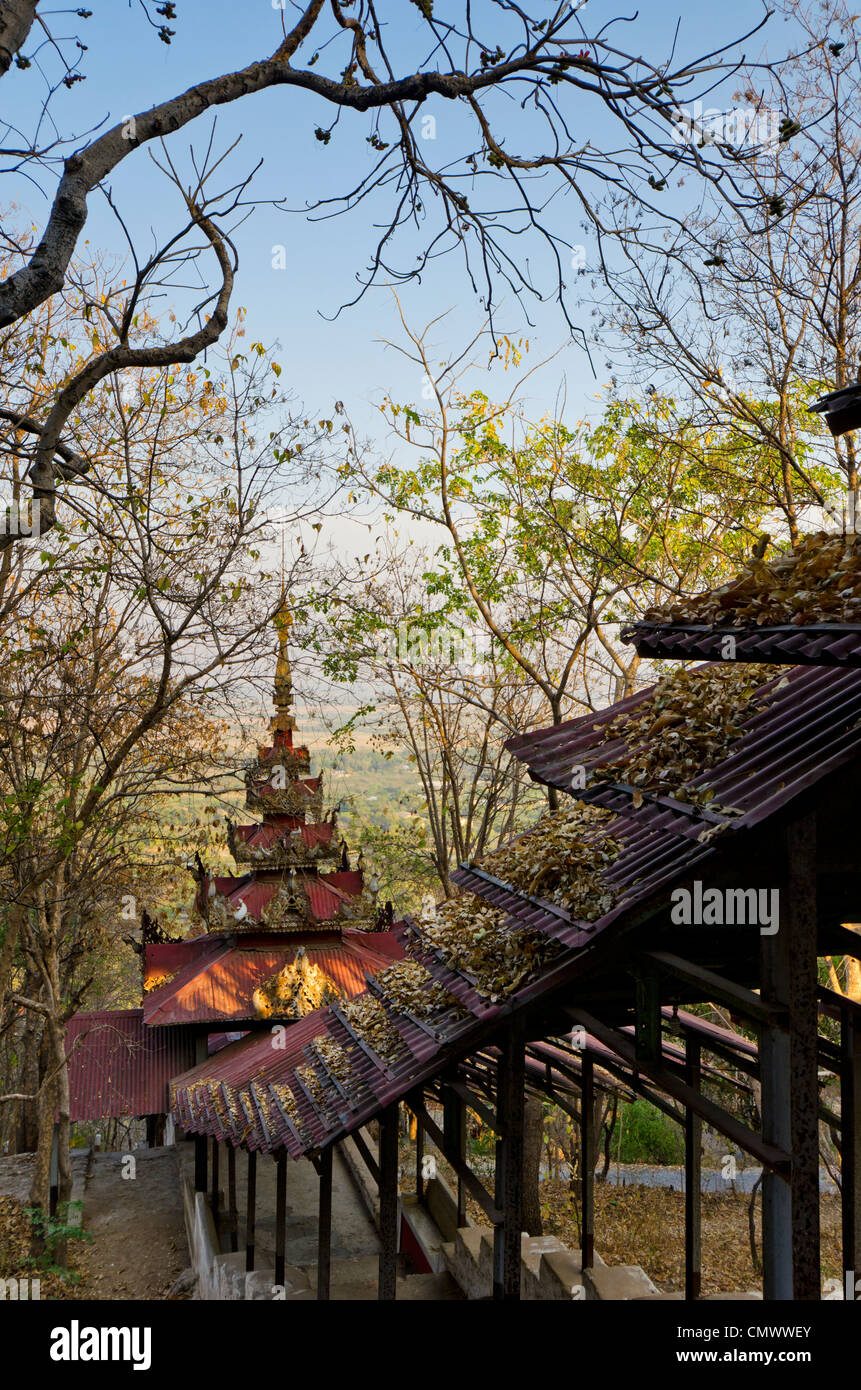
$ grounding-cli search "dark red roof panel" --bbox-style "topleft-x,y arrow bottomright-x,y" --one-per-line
505,663 -> 861,838
142,933 -> 402,1026
621,620 -> 861,667
170,663 -> 861,1159
233,821 -> 334,850
66,1009 -> 196,1121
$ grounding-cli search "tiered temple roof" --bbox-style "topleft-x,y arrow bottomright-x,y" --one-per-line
139,608 -> 401,1028
67,609 -> 404,1120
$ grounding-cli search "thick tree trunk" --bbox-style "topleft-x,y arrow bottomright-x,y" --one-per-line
28,1069 -> 56,1247
522,1095 -> 544,1236
15,973 -> 42,1153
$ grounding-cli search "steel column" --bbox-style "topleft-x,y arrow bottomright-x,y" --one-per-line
841,1008 -> 861,1299
760,815 -> 820,1300
378,1105 -> 399,1300
274,1151 -> 287,1288
318,1146 -> 333,1300
493,1020 -> 525,1301
194,1133 -> 207,1193
581,1054 -> 594,1271
245,1149 -> 257,1273
685,1038 -> 702,1300
210,1138 -> 219,1221
444,1082 -> 467,1227
416,1109 -> 425,1202
227,1144 -> 238,1253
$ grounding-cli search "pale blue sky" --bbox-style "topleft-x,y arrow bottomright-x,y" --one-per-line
1,0 -> 792,443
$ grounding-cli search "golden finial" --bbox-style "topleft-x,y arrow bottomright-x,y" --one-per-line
271,566 -> 296,733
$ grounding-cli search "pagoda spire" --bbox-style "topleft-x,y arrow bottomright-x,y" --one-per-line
271,582 -> 296,739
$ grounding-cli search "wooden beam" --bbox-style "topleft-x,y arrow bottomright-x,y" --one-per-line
318,1146 -> 333,1301
378,1104 -> 399,1301
351,1126 -> 380,1183
566,1007 -> 792,1175
685,1039 -> 702,1301
447,1078 -> 502,1135
819,923 -> 861,961
633,965 -> 661,1062
640,950 -> 788,1027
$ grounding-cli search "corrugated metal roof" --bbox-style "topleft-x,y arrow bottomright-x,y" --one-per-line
169,662 -> 861,1160
212,867 -> 361,926
621,620 -> 861,667
234,820 -> 334,850
142,932 -> 403,1026
144,935 -> 214,990
66,1010 -> 196,1121
505,663 -> 861,840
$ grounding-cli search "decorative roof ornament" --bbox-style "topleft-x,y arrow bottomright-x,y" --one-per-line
271,585 -> 296,735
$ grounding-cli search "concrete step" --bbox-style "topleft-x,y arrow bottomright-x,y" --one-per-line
586,1264 -> 659,1301
397,1271 -> 464,1301
297,1254 -> 462,1301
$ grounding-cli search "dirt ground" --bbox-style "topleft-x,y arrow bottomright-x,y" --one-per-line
77,1148 -> 189,1300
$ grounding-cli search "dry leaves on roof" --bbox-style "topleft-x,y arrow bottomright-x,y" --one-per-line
642,531 -> 861,627
340,992 -> 404,1065
250,1079 -> 282,1138
422,897 -> 562,1003
590,664 -> 769,810
376,959 -> 465,1021
272,1081 -> 303,1133
296,1062 -> 336,1114
480,803 -> 620,918
311,1034 -> 353,1087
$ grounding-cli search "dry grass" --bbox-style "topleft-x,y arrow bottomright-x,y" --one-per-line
416,1146 -> 843,1296
540,1179 -> 843,1295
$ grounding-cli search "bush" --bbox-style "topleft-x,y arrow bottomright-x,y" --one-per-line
608,1099 -> 685,1166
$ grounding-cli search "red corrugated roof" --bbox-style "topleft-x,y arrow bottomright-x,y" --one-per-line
219,869 -> 360,925
234,821 -> 334,850
322,869 -> 363,896
304,879 -> 349,921
142,932 -> 403,1026
144,935 -> 214,989
66,1010 -> 196,1121
169,662 -> 861,1160
622,620 -> 861,667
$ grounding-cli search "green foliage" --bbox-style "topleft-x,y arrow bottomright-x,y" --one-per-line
347,815 -> 438,912
24,1201 -> 92,1278
609,1099 -> 685,1166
